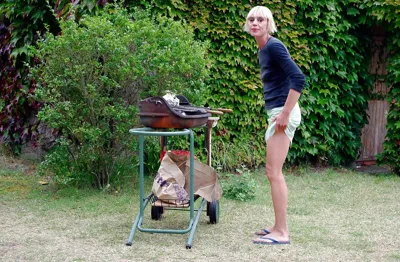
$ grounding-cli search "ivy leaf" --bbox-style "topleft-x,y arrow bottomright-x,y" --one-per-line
347,8 -> 359,16
336,71 -> 347,79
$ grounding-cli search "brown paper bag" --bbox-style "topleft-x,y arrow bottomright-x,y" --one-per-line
183,159 -> 222,202
151,152 -> 189,205
152,150 -> 222,204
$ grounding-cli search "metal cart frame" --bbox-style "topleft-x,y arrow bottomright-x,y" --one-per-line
126,127 -> 212,249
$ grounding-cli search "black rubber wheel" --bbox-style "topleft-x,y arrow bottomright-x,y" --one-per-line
207,200 -> 219,224
151,206 -> 164,220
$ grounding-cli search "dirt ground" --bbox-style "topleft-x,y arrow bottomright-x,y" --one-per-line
354,164 -> 393,175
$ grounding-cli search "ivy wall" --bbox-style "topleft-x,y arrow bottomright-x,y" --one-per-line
1,0 -> 399,173
125,0 -> 399,171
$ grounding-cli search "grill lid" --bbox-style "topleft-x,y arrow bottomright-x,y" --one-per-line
138,95 -> 211,128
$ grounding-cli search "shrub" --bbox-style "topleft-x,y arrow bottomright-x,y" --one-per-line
30,6 -> 210,188
221,167 -> 257,202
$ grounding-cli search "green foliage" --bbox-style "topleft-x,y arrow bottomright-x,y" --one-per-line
220,167 -> 257,202
37,138 -> 92,187
127,0 -> 399,172
0,0 -> 60,154
212,136 -> 265,171
376,34 -> 400,174
2,0 -> 400,175
0,0 -> 60,61
125,0 -> 289,169
357,0 -> 400,174
37,138 -> 139,188
290,1 -> 372,165
128,9 -> 210,101
30,6 -> 210,188
381,63 -> 400,174
52,0 -> 106,21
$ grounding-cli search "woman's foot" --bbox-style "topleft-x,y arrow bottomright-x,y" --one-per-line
253,235 -> 290,245
253,228 -> 290,245
254,228 -> 273,236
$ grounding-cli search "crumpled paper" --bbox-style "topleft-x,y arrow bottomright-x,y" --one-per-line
163,91 -> 180,107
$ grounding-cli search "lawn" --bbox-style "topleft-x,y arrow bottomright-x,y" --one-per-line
0,156 -> 399,262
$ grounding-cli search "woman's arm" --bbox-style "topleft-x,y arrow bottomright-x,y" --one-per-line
268,41 -> 305,94
269,41 -> 304,132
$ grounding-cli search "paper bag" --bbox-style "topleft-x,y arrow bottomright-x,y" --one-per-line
183,159 -> 222,202
152,150 -> 222,204
151,152 -> 189,204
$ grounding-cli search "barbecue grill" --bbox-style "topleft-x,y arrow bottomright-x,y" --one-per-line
138,95 -> 212,128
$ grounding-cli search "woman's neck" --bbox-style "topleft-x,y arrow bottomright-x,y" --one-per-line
256,34 -> 271,50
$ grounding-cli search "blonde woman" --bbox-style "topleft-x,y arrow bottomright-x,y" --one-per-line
244,6 -> 305,245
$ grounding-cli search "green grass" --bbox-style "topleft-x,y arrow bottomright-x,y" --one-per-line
1,159 -> 399,262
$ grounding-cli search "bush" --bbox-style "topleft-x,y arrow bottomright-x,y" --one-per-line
30,6 -> 210,188
221,167 -> 257,202
212,136 -> 265,171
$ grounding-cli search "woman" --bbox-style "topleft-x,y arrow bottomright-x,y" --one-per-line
244,6 -> 305,245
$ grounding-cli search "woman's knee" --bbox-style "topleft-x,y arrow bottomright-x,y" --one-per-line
265,164 -> 282,181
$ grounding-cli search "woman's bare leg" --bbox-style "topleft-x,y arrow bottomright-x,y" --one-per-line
259,129 -> 291,242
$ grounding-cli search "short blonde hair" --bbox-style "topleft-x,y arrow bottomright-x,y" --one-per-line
243,6 -> 277,34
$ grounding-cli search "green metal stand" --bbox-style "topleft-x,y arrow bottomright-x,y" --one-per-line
126,127 -> 205,249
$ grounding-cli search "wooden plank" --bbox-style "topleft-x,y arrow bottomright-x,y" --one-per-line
358,27 -> 389,161
359,100 -> 389,160
368,36 -> 388,76
152,199 -> 190,208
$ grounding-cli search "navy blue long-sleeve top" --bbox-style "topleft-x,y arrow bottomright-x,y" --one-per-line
258,37 -> 305,110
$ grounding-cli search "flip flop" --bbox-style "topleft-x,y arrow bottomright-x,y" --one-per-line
254,228 -> 271,236
253,236 -> 290,245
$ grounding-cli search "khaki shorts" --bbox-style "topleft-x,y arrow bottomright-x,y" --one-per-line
265,103 -> 301,144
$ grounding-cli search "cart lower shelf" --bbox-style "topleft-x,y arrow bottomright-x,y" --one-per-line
149,195 -> 219,224
126,193 -> 219,249
126,127 -> 220,249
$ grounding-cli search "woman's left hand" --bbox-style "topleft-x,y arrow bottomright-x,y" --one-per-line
272,111 -> 289,132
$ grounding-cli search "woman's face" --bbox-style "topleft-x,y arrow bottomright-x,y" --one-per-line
247,15 -> 268,38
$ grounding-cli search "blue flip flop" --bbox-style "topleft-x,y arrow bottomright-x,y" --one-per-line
254,229 -> 271,236
253,236 -> 290,245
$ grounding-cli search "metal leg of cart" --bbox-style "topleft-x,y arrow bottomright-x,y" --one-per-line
186,198 -> 206,249
126,128 -> 203,248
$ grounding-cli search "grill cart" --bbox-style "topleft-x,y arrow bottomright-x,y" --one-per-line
126,95 -> 230,249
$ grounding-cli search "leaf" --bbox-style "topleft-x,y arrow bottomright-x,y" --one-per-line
337,71 -> 347,79
347,7 -> 359,16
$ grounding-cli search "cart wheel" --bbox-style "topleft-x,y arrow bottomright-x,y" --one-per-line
151,206 -> 164,220
207,200 -> 219,224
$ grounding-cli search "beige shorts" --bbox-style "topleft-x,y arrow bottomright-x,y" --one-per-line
265,103 -> 301,144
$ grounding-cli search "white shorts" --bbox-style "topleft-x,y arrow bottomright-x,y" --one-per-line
265,103 -> 302,144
